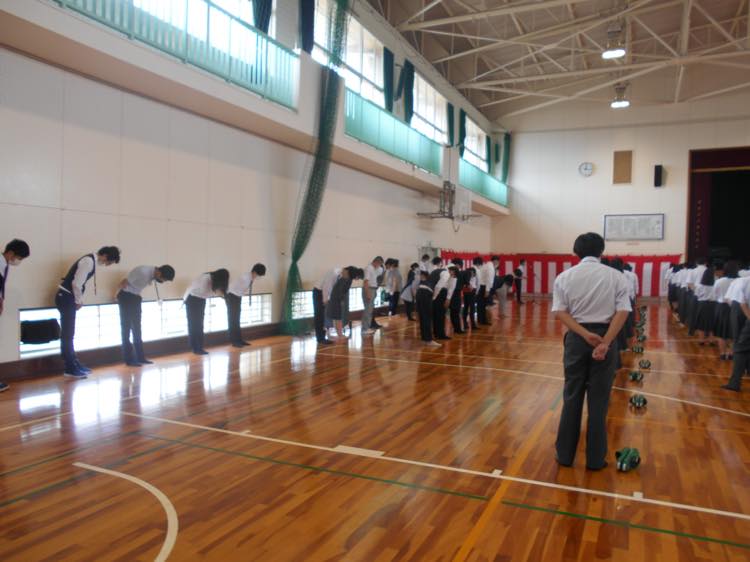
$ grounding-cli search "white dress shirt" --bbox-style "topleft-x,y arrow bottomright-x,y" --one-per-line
679,269 -> 692,288
688,265 -> 707,288
228,271 -> 255,298
552,256 -> 632,324
726,277 -> 750,304
479,262 -> 495,287
419,260 -> 431,273
184,273 -> 215,300
71,254 -> 96,306
712,277 -> 732,303
446,276 -> 457,300
363,264 -> 383,288
739,269 -> 750,278
432,269 -> 450,300
386,268 -> 403,294
122,266 -> 157,296
695,284 -> 714,302
315,268 -> 341,303
624,270 -> 639,300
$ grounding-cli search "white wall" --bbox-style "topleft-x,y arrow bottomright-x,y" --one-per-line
0,49 -> 490,363
492,93 -> 750,256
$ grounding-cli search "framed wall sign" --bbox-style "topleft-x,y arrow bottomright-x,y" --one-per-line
604,213 -> 665,241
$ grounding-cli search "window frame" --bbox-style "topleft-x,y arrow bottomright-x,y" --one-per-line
411,72 -> 448,145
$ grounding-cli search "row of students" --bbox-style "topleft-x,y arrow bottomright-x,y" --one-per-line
665,260 -> 750,391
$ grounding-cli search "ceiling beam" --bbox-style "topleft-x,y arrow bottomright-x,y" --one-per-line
399,0 -> 445,26
686,79 -> 750,101
462,49 -> 750,87
399,0 -> 595,31
632,15 -> 679,56
692,1 -> 739,46
674,0 -> 692,103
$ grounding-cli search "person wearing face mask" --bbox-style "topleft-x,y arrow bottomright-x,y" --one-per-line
0,239 -> 31,392
56,246 -> 121,378
116,264 -> 176,366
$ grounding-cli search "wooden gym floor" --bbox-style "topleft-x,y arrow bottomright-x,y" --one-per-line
1,301 -> 749,561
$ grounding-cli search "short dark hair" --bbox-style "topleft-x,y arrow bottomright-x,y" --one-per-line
472,257 -> 483,266
421,254 -> 430,261
351,267 -> 365,280
5,239 -> 30,258
724,260 -> 740,279
373,256 -> 384,264
519,259 -> 526,264
410,262 -> 419,269
503,274 -> 514,285
157,265 -> 175,281
98,246 -> 121,264
451,258 -> 463,267
252,263 -> 266,276
210,268 -> 230,294
573,233 -> 605,259
700,266 -> 715,286
491,255 -> 500,262
419,270 -> 429,280
431,256 -> 443,266
610,257 -> 624,272
448,265 -> 458,274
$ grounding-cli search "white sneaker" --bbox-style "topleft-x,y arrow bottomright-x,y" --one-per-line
363,329 -> 376,335
426,341 -> 442,347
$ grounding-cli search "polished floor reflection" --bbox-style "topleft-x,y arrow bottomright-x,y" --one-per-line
1,301 -> 749,561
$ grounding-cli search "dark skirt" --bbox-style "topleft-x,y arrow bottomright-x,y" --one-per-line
624,299 -> 635,338
714,302 -> 732,340
694,300 -> 716,334
678,288 -> 689,322
668,283 -> 678,304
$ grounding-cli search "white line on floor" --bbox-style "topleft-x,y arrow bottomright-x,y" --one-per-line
73,461 -> 178,562
121,411 -> 750,523
0,412 -> 72,433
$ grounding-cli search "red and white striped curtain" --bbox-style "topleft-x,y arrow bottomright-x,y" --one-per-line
440,250 -> 680,297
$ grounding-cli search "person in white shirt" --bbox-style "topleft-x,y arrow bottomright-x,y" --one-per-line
419,254 -> 432,273
401,263 -> 420,321
447,263 -> 464,335
723,276 -> 750,392
687,257 -> 708,333
385,259 -> 403,317
226,263 -> 266,348
666,263 -> 682,314
726,275 -> 750,344
462,267 -> 479,330
0,239 -> 31,392
56,246 -> 120,378
361,256 -> 384,336
692,266 -> 716,343
677,263 -> 695,324
116,264 -> 175,366
474,256 -> 498,325
712,261 -> 738,360
514,259 -> 526,304
622,263 -> 639,347
183,269 -> 229,355
428,257 -> 451,340
314,266 -> 343,345
551,232 -> 631,470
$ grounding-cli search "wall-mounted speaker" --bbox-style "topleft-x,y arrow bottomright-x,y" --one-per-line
654,164 -> 664,187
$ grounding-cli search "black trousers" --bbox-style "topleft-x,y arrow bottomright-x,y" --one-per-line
556,325 -> 616,469
514,277 -> 523,302
185,295 -> 207,353
388,291 -> 400,316
117,290 -> 145,363
727,319 -> 750,390
433,289 -> 448,339
55,290 -> 78,371
450,293 -> 463,332
225,293 -> 244,345
731,301 -> 747,341
462,291 -> 476,327
687,294 -> 700,335
312,288 -> 327,342
477,285 -> 488,324
416,289 -> 433,341
404,300 -> 414,320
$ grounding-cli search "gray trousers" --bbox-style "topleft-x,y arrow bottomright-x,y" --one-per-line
727,320 -> 750,390
361,288 -> 376,330
556,325 -> 616,469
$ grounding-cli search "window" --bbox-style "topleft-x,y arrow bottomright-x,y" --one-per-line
463,117 -> 488,172
312,0 -> 384,107
19,294 -> 273,359
412,73 -> 448,144
290,288 -> 386,320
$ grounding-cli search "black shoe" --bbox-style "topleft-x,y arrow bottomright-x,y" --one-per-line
125,361 -> 142,367
138,359 -> 154,365
231,343 -> 245,348
721,384 -> 740,392
555,456 -> 573,467
76,363 -> 92,374
437,336 -> 452,341
455,330 -> 465,335
317,339 -> 334,345
586,461 -> 608,471
194,349 -> 209,356
64,368 -> 87,379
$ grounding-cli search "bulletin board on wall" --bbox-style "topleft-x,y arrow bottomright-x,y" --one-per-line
604,213 -> 665,241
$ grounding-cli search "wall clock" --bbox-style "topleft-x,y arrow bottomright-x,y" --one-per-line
578,162 -> 594,177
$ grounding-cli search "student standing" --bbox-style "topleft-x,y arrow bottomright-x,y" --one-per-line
713,261 -> 738,360
183,269 -> 229,355
313,266 -> 341,345
419,254 -> 432,273
226,263 -> 266,348
448,262 -> 464,334
385,259 -> 403,316
693,266 -> 717,345
361,256 -> 384,336
429,257 -> 451,341
722,277 -> 750,392
416,270 -> 439,346
727,275 -> 750,344
56,246 -> 120,378
552,233 -> 630,470
327,267 -> 363,342
687,257 -> 708,334
401,263 -> 420,321
476,256 -> 498,325
117,264 -> 175,366
0,239 -> 31,392
462,267 -> 478,330
514,259 -> 526,304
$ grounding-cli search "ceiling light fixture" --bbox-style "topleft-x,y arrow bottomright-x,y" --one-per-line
602,21 -> 626,59
610,82 -> 630,109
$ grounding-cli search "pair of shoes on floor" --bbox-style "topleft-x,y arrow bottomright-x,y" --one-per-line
64,368 -> 88,379
231,341 -> 250,348
425,341 -> 442,347
437,336 -> 452,341
721,384 -> 740,392
193,349 -> 209,356
125,358 -> 155,367
317,339 -> 334,345
0,382 -> 9,392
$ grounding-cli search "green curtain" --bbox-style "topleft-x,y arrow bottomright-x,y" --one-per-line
446,103 -> 455,146
395,60 -> 415,124
485,136 -> 492,173
281,0 -> 349,334
494,142 -> 500,164
500,132 -> 511,184
383,48 -> 394,112
253,0 -> 273,34
458,109 -> 467,157
299,0 -> 315,54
